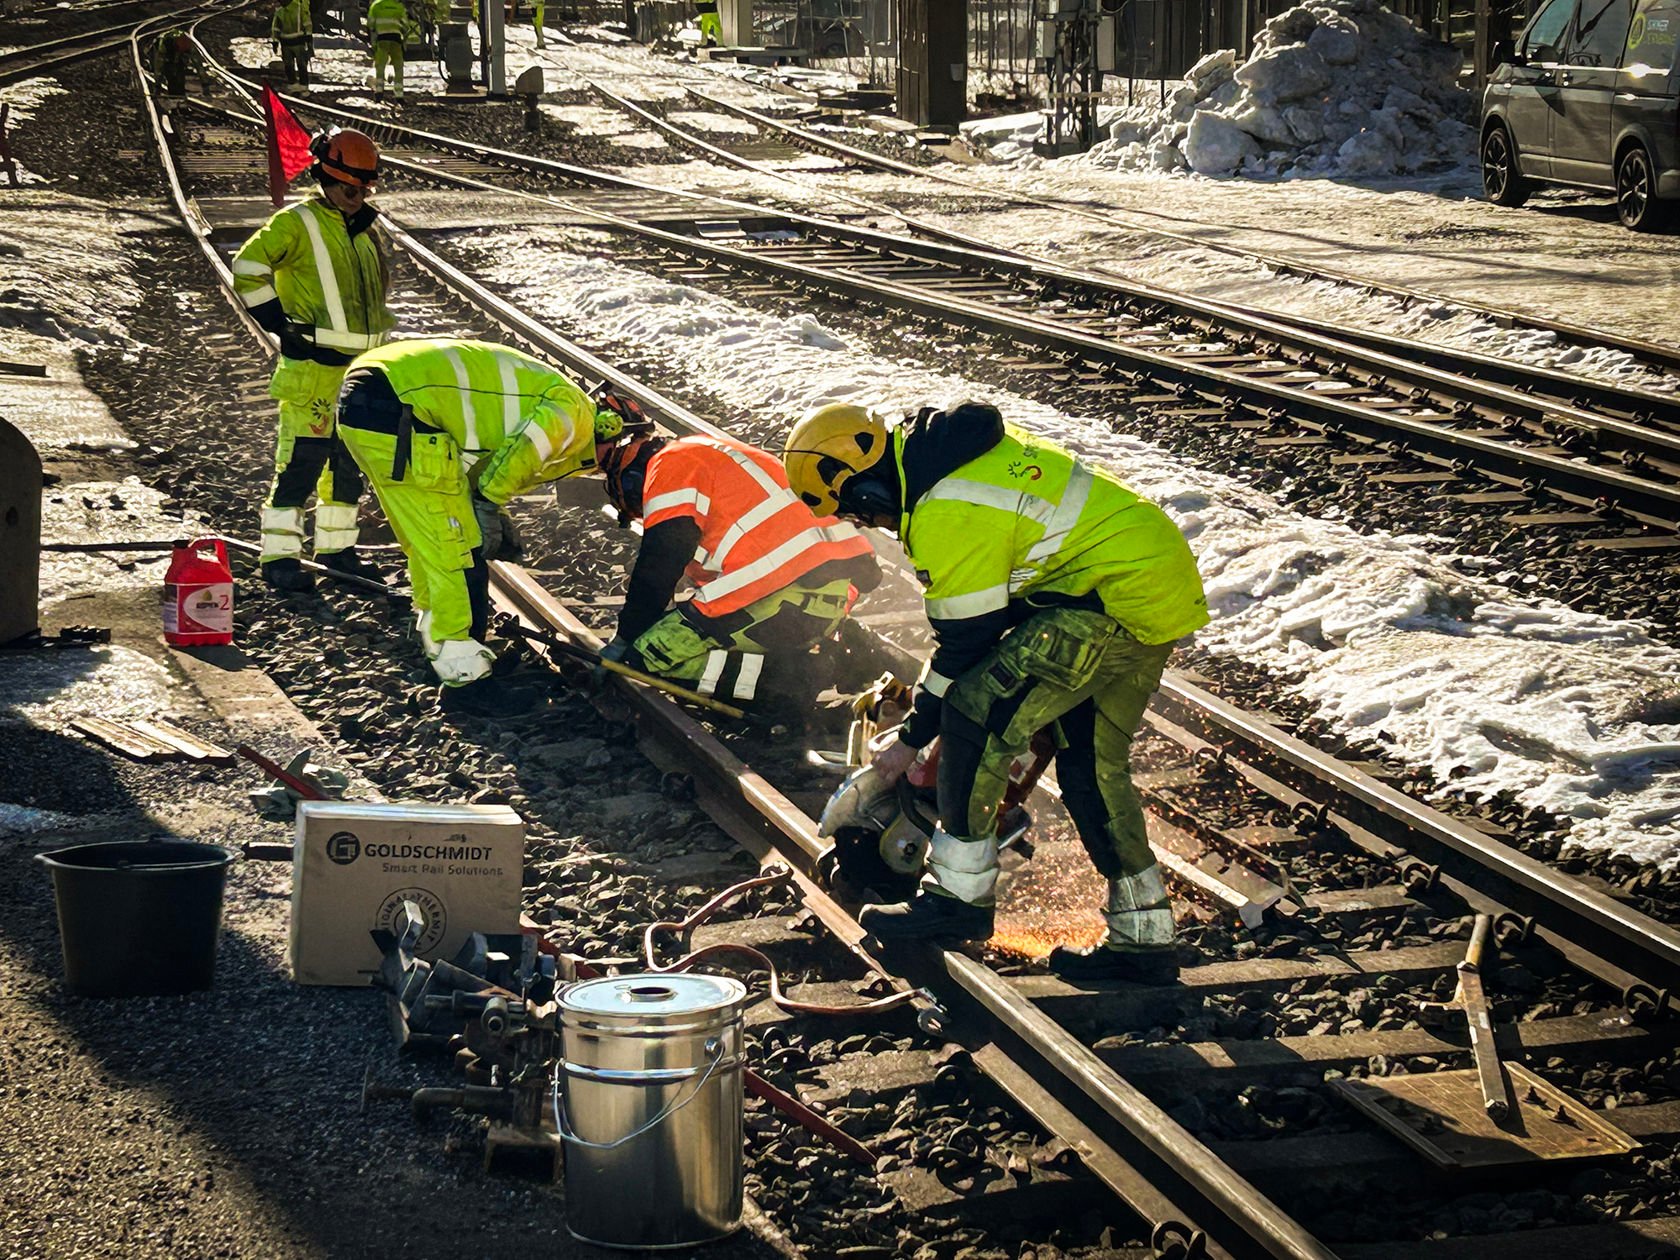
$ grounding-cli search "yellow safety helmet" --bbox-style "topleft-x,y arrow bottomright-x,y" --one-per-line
782,403 -> 890,516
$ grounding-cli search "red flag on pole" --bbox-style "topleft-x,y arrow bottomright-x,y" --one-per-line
263,84 -> 314,207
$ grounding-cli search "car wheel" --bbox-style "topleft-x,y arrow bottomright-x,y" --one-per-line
1616,144 -> 1673,231
1481,124 -> 1530,207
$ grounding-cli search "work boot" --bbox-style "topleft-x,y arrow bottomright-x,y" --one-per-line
1047,943 -> 1179,986
859,891 -> 993,945
438,676 -> 541,720
317,548 -> 383,584
262,557 -> 315,593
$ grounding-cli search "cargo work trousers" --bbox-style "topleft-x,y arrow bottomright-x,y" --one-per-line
260,357 -> 362,562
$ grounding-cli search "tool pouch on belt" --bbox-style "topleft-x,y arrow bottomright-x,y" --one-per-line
959,609 -> 1118,734
398,427 -> 464,494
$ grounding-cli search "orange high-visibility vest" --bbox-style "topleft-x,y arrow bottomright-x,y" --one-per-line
642,435 -> 874,619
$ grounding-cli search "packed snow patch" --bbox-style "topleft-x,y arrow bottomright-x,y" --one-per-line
967,0 -> 1476,179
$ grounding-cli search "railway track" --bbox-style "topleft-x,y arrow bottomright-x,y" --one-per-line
136,24 -> 1680,1260
631,81 -> 1680,382
0,0 -> 207,85
172,34 -> 1680,550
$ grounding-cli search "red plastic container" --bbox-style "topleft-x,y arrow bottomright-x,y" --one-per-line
163,537 -> 234,646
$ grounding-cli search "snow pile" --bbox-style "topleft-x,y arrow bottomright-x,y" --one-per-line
1083,0 -> 1475,178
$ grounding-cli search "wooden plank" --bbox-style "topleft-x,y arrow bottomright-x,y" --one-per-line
71,717 -> 173,761
130,719 -> 234,764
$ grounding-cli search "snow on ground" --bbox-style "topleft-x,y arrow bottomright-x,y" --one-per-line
454,233 -> 1680,865
0,77 -> 67,183
968,0 -> 1476,180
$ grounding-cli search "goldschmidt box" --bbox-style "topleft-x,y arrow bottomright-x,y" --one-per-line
290,801 -> 524,986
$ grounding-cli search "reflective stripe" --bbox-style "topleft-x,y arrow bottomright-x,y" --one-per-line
442,348 -> 479,450
314,502 -> 359,553
732,653 -> 763,701
1025,461 -> 1093,566
259,506 -> 305,561
292,204 -> 347,335
913,665 -> 954,705
926,829 -> 999,905
313,328 -> 387,351
523,420 -> 553,462
498,355 -> 520,447
644,487 -> 709,517
687,440 -> 800,569
695,522 -> 855,605
696,650 -> 728,696
431,637 -> 495,685
232,259 -> 273,277
923,477 -> 1054,524
925,584 -> 1010,621
241,284 -> 278,308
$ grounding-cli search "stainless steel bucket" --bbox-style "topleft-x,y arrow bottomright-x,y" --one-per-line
558,973 -> 748,1249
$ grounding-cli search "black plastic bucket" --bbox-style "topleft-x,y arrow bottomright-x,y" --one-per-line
35,841 -> 238,998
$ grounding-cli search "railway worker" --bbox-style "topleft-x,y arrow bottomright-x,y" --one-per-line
694,0 -> 720,45
532,0 -> 545,48
233,127 -> 395,594
595,426 -> 880,710
150,28 -> 194,96
271,0 -> 314,91
335,338 -> 619,716
367,0 -> 412,99
782,401 -> 1208,984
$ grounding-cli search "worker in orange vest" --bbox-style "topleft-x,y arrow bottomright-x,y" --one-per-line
595,422 -> 880,707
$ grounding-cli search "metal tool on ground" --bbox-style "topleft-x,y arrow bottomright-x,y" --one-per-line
1428,913 -> 1512,1121
238,744 -> 348,822
494,615 -> 745,719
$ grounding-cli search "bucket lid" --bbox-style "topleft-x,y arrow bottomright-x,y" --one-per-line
560,973 -> 747,1018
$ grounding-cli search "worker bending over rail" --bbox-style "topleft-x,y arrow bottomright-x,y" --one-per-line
335,338 -> 621,717
233,128 -> 395,593
596,426 -> 880,709
784,402 -> 1208,984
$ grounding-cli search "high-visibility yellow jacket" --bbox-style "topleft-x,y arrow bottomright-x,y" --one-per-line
271,0 -> 311,41
348,339 -> 600,504
892,404 -> 1207,745
367,0 -> 411,40
232,196 -> 395,359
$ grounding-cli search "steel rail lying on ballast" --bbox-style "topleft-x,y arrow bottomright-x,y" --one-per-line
184,38 -> 1680,514
680,86 -> 1680,381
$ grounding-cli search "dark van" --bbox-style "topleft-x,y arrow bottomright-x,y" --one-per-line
1481,0 -> 1680,228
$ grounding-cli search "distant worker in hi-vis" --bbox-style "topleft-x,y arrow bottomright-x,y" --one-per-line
784,401 -> 1208,984
271,0 -> 313,91
532,0 -> 545,47
694,0 -> 720,45
232,128 -> 395,594
367,0 -> 412,99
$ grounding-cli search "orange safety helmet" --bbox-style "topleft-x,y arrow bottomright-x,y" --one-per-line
310,127 -> 381,189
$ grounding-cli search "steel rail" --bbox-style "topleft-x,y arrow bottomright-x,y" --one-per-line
683,87 -> 1680,379
1154,674 -> 1680,997
609,82 -> 1680,441
169,91 -> 1680,528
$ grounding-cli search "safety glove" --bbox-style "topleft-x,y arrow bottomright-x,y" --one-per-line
592,636 -> 632,690
471,491 -> 505,559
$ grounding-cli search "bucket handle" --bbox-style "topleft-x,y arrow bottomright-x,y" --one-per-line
551,1035 -> 725,1150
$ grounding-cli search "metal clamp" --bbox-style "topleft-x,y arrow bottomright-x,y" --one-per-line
551,1035 -> 725,1150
